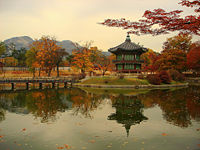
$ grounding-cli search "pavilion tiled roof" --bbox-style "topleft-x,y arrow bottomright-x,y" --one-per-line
108,34 -> 147,53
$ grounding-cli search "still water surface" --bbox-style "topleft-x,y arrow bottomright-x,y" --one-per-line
0,86 -> 199,150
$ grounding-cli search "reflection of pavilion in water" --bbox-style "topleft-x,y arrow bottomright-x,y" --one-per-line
108,95 -> 148,136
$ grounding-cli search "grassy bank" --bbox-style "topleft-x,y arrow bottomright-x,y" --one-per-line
80,77 -> 149,85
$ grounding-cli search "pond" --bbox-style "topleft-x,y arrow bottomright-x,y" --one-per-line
0,86 -> 199,150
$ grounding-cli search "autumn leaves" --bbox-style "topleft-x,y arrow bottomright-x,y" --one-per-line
26,37 -> 114,78
100,0 -> 200,36
72,46 -> 114,76
26,36 -> 68,77
141,33 -> 200,73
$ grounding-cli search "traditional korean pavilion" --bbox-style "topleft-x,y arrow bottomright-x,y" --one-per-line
108,34 -> 147,73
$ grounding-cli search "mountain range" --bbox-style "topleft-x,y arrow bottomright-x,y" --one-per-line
4,36 -> 80,55
3,36 -> 110,56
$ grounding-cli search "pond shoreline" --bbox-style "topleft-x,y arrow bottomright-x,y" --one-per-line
74,83 -> 189,89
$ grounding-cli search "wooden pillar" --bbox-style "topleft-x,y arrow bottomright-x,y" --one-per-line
52,82 -> 55,88
26,82 -> 29,90
39,83 -> 43,89
11,83 -> 15,90
64,82 -> 67,88
70,80 -> 73,87
57,83 -> 59,89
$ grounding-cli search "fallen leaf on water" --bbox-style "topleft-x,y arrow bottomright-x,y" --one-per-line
64,144 -> 71,149
81,147 -> 87,149
0,135 -> 3,138
22,128 -> 26,131
57,147 -> 64,149
198,144 -> 200,147
196,128 -> 200,131
162,133 -> 167,136
89,140 -> 95,143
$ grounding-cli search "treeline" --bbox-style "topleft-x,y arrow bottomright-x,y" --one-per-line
141,33 -> 200,75
0,36 -> 115,77
1,33 -> 199,78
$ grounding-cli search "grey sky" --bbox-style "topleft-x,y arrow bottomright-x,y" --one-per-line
0,0 -> 198,52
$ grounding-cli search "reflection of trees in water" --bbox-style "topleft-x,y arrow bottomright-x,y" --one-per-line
68,88 -> 105,119
26,90 -> 68,123
0,92 -> 28,122
0,86 -> 199,127
108,95 -> 148,136
0,89 -> 69,123
0,109 -> 5,122
0,88 -> 106,122
138,86 -> 200,128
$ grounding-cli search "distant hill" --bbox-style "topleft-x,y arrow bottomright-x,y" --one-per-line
102,51 -> 111,56
4,36 -> 34,50
4,36 -> 78,54
3,36 -> 110,56
57,40 -> 78,54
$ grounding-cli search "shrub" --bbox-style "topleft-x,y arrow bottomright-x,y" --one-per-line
146,74 -> 161,85
138,74 -> 144,79
80,73 -> 86,80
158,71 -> 171,84
175,73 -> 185,81
74,73 -> 86,80
168,69 -> 185,82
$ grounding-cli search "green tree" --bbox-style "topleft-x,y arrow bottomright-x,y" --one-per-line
25,47 -> 38,77
12,47 -> 27,66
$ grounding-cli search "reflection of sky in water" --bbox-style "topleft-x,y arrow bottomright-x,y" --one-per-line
0,87 -> 200,150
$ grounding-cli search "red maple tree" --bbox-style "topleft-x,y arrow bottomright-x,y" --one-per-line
187,43 -> 200,72
100,0 -> 200,36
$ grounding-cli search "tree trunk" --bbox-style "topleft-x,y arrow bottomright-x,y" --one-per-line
81,69 -> 85,75
38,68 -> 41,77
33,69 -> 35,78
102,68 -> 107,76
102,71 -> 105,76
56,63 -> 59,77
48,69 -> 52,77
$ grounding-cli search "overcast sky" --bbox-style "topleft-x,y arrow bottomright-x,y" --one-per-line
0,0 -> 198,52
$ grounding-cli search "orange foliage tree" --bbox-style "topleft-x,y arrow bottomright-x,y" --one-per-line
3,57 -> 18,67
89,46 -> 115,75
29,36 -> 64,77
141,49 -> 160,73
157,49 -> 187,71
72,44 -> 93,74
163,33 -> 192,53
97,54 -> 115,76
